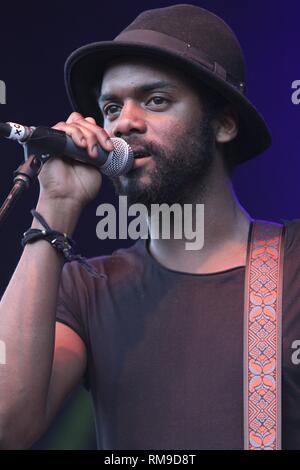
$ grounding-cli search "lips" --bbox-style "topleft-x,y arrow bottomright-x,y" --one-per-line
130,152 -> 152,171
132,148 -> 151,159
127,147 -> 153,172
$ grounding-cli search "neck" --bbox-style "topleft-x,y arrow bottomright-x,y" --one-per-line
147,158 -> 252,274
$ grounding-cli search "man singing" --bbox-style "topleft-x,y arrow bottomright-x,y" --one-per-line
1,4 -> 299,450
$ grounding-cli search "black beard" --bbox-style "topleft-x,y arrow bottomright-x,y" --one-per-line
110,117 -> 215,209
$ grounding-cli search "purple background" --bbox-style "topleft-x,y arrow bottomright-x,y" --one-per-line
0,0 -> 299,449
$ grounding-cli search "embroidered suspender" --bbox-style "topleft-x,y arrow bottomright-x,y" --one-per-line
244,221 -> 285,450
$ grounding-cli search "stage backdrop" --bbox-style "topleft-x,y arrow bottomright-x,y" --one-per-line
0,0 -> 299,449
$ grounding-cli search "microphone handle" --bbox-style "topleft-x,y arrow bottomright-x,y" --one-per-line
24,126 -> 109,169
0,122 -> 119,171
0,122 -> 12,138
0,122 -> 32,140
64,133 -> 109,168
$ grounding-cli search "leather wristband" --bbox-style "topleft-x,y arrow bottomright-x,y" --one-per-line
21,209 -> 104,278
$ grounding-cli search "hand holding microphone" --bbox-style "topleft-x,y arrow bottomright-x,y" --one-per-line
1,113 -> 133,210
38,113 -> 109,209
1,113 -> 133,177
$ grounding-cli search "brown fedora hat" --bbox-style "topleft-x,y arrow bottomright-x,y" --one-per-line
64,4 -> 271,165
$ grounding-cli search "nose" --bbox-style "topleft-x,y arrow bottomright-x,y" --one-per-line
111,100 -> 147,138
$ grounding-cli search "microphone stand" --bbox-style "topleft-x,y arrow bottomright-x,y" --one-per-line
0,143 -> 51,225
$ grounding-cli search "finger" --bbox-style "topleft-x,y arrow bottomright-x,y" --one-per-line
52,122 -> 87,148
53,120 -> 99,152
53,116 -> 114,156
70,121 -> 101,156
66,112 -> 84,124
69,118 -> 114,155
85,117 -> 96,124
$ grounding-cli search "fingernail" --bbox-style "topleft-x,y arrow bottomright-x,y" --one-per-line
92,144 -> 98,155
106,138 -> 114,151
80,137 -> 86,145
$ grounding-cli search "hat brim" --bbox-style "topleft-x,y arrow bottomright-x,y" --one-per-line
64,40 -> 271,165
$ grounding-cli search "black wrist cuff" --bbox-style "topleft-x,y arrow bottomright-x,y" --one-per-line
21,209 -> 104,278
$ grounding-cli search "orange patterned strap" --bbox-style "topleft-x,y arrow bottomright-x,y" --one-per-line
244,220 -> 285,450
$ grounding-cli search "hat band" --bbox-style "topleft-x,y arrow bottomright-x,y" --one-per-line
115,29 -> 245,94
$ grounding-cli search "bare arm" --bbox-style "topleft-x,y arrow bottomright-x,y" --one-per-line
0,200 -> 83,449
0,113 -> 112,448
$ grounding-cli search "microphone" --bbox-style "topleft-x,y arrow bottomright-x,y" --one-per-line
0,121 -> 134,177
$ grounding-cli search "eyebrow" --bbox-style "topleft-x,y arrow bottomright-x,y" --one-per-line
98,80 -> 178,105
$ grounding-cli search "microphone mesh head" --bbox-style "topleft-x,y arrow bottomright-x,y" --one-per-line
100,138 -> 133,177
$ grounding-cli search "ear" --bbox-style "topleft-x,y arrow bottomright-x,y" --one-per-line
214,106 -> 239,144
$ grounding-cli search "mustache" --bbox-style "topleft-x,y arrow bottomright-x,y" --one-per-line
124,139 -> 165,158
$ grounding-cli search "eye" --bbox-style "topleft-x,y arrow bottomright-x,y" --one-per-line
103,103 -> 121,118
147,96 -> 169,108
